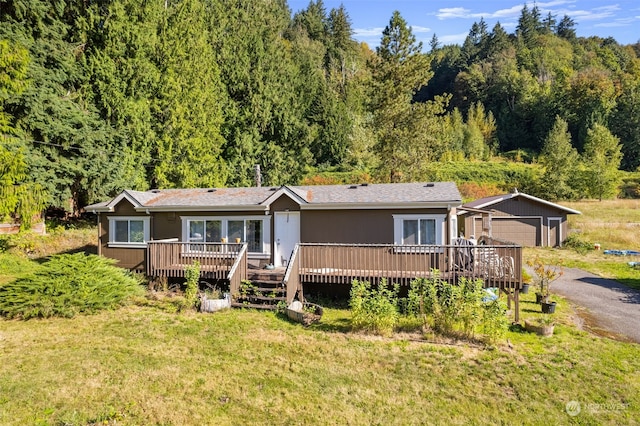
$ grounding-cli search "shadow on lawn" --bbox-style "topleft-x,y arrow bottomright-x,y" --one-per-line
33,244 -> 98,264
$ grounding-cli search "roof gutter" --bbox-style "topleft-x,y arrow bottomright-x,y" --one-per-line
134,205 -> 270,213
300,201 -> 462,210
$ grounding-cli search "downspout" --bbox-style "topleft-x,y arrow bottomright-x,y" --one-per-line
96,212 -> 102,256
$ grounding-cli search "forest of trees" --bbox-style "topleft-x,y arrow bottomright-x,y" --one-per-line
1,0 -> 639,220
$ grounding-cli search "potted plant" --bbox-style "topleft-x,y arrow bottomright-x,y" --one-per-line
199,284 -> 231,312
541,299 -> 557,314
286,300 -> 323,326
520,268 -> 532,294
527,257 -> 563,312
524,316 -> 556,336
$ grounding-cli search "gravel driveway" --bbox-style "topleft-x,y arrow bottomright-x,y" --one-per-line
549,267 -> 640,343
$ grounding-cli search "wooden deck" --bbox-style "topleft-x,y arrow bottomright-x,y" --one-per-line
146,241 -> 522,319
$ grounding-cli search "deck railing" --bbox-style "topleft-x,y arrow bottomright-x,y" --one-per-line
146,241 -> 245,279
228,244 -> 248,297
297,243 -> 522,290
282,244 -> 301,303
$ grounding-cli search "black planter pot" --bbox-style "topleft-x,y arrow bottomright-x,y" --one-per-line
520,284 -> 530,294
541,301 -> 557,314
536,293 -> 550,304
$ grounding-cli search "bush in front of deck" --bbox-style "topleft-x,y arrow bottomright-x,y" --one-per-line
349,279 -> 399,336
406,274 -> 509,343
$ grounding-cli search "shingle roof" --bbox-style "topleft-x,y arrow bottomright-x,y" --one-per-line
85,182 -> 461,212
462,192 -> 581,215
298,182 -> 460,204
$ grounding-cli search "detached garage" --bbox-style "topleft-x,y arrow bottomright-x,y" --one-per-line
458,191 -> 581,247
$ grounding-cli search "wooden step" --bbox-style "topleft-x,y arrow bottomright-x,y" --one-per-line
248,271 -> 286,281
248,280 -> 283,287
252,287 -> 285,293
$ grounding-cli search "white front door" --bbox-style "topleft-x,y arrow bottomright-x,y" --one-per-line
274,211 -> 300,267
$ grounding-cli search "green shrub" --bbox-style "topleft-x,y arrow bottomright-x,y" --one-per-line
183,261 -> 200,310
349,279 -> 399,336
563,233 -> 594,254
0,253 -> 144,319
405,274 -> 508,342
481,299 -> 509,344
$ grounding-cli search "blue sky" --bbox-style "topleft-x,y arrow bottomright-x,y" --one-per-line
288,1 -> 640,49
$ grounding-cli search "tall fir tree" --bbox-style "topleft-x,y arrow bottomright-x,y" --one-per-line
370,11 -> 434,182
582,123 -> 622,200
537,116 -> 580,200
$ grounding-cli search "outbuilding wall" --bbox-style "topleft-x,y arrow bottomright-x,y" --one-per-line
462,197 -> 569,247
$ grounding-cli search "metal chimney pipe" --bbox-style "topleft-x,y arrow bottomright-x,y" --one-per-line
254,164 -> 262,187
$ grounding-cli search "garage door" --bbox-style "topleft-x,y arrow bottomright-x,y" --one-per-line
491,218 -> 541,246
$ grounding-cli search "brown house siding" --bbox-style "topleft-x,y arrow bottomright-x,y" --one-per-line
301,208 -> 450,244
98,200 -> 148,270
270,195 -> 301,212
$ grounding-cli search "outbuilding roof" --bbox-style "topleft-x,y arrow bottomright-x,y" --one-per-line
460,191 -> 581,215
85,182 -> 462,213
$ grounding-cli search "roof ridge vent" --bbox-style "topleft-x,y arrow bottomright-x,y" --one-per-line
348,185 -> 358,189
425,183 -> 435,187
269,187 -> 277,191
360,183 -> 369,187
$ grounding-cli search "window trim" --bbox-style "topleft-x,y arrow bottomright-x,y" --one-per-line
107,216 -> 150,248
392,214 -> 445,247
181,216 -> 271,256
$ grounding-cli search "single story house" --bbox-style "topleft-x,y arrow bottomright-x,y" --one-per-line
85,182 -> 463,271
86,182 -> 524,318
458,190 -> 581,247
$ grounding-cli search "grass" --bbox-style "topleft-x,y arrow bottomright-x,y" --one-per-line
527,199 -> 640,290
0,301 -> 638,425
563,199 -> 640,250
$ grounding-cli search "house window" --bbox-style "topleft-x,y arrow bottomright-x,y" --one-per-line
188,220 -> 222,243
182,216 -> 270,256
108,217 -> 150,248
393,214 -> 445,246
402,219 -> 436,244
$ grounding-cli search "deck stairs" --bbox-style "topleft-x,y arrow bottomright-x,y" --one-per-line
231,267 -> 287,310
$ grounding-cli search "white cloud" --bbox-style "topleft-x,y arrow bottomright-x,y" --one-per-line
438,32 -> 470,45
436,7 -> 472,19
410,25 -> 432,33
353,27 -> 384,37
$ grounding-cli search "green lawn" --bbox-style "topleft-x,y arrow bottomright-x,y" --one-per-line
0,292 -> 638,425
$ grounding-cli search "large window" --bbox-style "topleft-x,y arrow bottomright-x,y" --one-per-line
182,216 -> 270,255
108,217 -> 150,248
393,214 -> 445,246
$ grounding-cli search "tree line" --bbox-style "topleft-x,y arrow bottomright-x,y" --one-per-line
1,1 -> 638,221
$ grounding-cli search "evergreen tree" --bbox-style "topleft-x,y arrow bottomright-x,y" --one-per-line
152,0 -> 227,188
1,0 -> 127,214
429,34 -> 439,53
556,15 -> 577,41
488,22 -> 511,57
370,11 -> 434,182
516,4 -> 541,47
582,123 -> 622,200
0,39 -> 46,227
537,116 -> 580,200
610,74 -> 640,171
